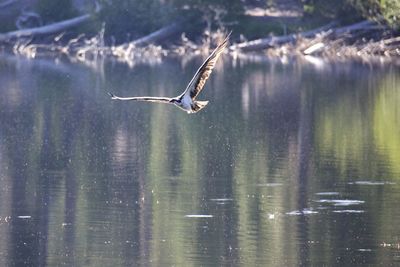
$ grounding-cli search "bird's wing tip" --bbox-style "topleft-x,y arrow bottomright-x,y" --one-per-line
218,31 -> 232,47
108,92 -> 117,99
223,31 -> 232,42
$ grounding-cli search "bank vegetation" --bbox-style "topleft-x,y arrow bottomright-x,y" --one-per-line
1,0 -> 399,63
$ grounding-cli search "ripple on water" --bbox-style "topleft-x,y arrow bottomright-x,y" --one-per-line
184,215 -> 213,218
17,216 -> 32,219
348,181 -> 396,186
332,210 -> 365,214
286,208 -> 318,216
317,199 -> 365,206
256,183 -> 283,187
210,198 -> 233,202
209,198 -> 234,205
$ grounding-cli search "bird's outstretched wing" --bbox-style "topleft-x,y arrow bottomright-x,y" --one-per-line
181,32 -> 231,100
108,92 -> 171,103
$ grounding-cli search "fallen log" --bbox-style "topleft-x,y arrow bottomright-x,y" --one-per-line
382,36 -> 400,46
0,0 -> 17,9
332,20 -> 381,35
303,42 -> 325,55
130,22 -> 185,47
0,1 -> 101,42
232,20 -> 384,52
231,21 -> 337,52
0,14 -> 91,42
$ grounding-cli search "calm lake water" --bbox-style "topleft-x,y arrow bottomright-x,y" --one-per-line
0,53 -> 399,266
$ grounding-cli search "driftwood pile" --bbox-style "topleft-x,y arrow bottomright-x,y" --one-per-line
2,23 -> 177,65
1,11 -> 400,64
241,20 -> 400,59
0,20 -> 223,65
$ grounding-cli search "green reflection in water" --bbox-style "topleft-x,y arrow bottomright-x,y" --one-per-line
1,55 -> 400,266
373,74 -> 400,175
313,67 -> 400,181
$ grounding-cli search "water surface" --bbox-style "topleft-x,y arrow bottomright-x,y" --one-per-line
0,54 -> 400,266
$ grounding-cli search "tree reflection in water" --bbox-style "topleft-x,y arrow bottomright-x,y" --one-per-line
0,54 -> 399,266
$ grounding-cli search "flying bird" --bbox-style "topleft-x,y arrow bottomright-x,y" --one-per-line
109,32 -> 231,114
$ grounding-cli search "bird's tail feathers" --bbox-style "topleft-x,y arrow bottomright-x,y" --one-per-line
191,100 -> 209,113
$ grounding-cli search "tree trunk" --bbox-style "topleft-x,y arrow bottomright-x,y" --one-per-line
232,20 -> 384,52
130,22 -> 184,47
0,13 -> 91,42
231,22 -> 337,52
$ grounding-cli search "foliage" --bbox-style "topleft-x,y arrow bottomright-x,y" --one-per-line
347,0 -> 400,28
93,0 -> 243,42
26,0 -> 400,41
35,0 -> 78,23
232,16 -> 286,39
170,0 -> 244,26
303,0 -> 400,28
302,0 -> 361,23
97,0 -> 176,41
